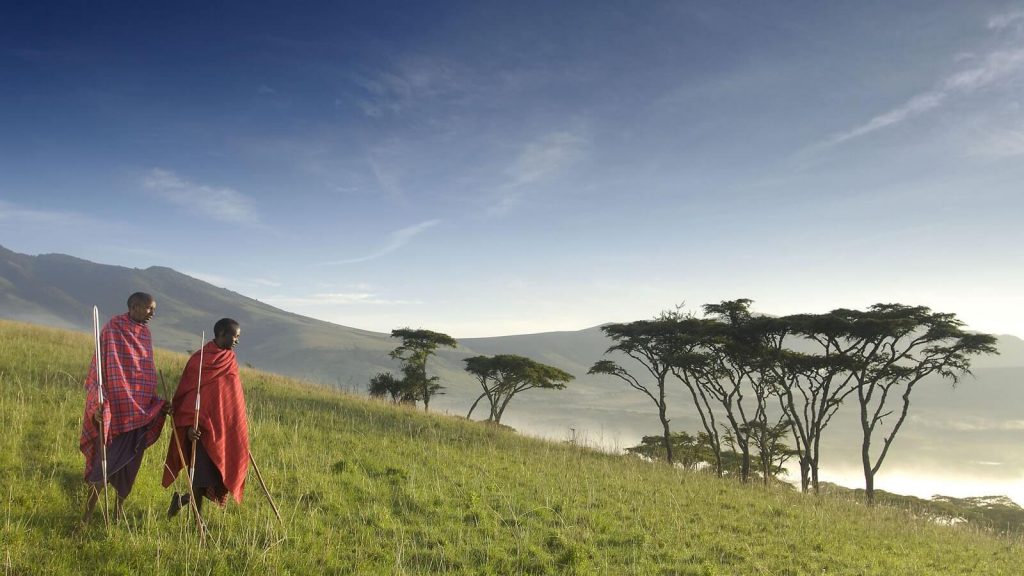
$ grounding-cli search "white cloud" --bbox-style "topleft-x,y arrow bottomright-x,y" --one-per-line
352,58 -> 464,118
821,93 -> 946,148
942,49 -> 1024,91
968,126 -> 1024,158
0,200 -> 97,226
142,168 -> 260,225
509,131 -> 588,187
323,219 -> 441,265
184,271 -> 284,292
488,130 -> 588,215
912,416 -> 1024,432
263,292 -> 419,306
810,48 -> 1024,152
988,11 -> 1024,30
366,151 -> 407,204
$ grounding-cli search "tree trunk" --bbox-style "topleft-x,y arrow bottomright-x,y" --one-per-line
659,406 -> 673,465
800,457 -> 810,493
862,436 -> 875,505
811,459 -> 819,495
466,392 -> 486,419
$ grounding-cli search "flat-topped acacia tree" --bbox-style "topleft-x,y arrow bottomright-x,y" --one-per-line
464,354 -> 574,424
590,315 -> 686,465
389,327 -> 457,413
833,304 -> 998,504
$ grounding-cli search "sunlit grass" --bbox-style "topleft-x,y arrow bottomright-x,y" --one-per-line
1,319 -> 1022,574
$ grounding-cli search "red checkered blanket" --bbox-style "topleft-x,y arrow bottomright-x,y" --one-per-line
80,313 -> 166,479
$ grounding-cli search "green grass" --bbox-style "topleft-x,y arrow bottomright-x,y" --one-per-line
1,319 -> 1022,575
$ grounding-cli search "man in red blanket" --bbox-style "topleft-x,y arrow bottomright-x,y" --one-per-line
163,318 -> 249,517
80,292 -> 167,524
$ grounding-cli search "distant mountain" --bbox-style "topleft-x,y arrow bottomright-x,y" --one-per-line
0,244 -> 400,388
2,244 -> 1023,503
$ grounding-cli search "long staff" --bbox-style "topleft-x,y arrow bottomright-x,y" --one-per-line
92,306 -> 110,526
188,332 -> 205,487
247,449 -> 283,523
159,371 -> 207,538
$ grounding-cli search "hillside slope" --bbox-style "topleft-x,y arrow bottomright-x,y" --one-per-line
2,321 -> 1023,574
3,244 -> 1024,503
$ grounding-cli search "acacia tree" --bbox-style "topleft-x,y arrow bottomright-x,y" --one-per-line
760,313 -> 860,494
368,371 -> 413,403
590,316 -> 682,464
625,431 -> 717,470
699,300 -> 792,484
744,420 -> 796,484
834,304 -> 998,504
464,354 -> 573,424
389,327 -> 458,413
661,315 -> 726,476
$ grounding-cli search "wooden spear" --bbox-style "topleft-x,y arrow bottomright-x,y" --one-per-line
159,370 -> 207,538
92,306 -> 110,526
247,449 -> 283,523
188,332 -> 205,490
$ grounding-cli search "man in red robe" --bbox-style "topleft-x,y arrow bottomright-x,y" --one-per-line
80,292 -> 167,524
163,318 -> 249,516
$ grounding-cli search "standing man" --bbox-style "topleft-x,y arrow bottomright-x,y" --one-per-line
80,292 -> 167,524
164,318 -> 250,516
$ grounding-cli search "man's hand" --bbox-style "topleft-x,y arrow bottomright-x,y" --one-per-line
162,402 -> 173,416
187,427 -> 202,442
92,406 -> 104,425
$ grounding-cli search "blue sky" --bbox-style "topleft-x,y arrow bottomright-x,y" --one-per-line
3,1 -> 1023,337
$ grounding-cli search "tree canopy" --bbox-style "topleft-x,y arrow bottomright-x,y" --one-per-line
465,354 -> 573,424
389,327 -> 457,412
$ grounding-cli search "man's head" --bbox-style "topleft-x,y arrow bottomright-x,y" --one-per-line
213,318 -> 241,350
127,292 -> 156,324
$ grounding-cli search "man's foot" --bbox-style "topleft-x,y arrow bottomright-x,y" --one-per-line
167,492 -> 190,518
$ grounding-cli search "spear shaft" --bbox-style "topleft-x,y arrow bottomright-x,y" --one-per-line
92,306 -> 109,526
159,371 -> 207,537
188,332 -> 205,487
247,449 -> 283,523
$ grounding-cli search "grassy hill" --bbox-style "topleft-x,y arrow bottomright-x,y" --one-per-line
5,243 -> 1024,485
2,320 -> 1023,575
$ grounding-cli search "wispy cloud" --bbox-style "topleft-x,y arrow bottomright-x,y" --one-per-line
968,126 -> 1024,158
912,416 -> 1024,432
142,168 -> 260,225
352,58 -> 465,118
510,131 -> 587,186
263,292 -> 419,306
989,11 -> 1024,31
488,131 -> 589,215
366,151 -> 407,204
809,48 -> 1024,152
0,200 -> 98,227
323,219 -> 440,265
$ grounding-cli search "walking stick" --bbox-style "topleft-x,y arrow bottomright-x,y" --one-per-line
247,449 -> 283,523
188,332 -> 205,489
92,306 -> 110,526
159,371 -> 207,538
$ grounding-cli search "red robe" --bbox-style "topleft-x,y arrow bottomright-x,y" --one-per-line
80,313 -> 166,479
162,340 -> 249,504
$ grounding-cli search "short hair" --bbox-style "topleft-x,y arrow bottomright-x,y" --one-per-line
127,292 -> 155,308
214,318 -> 240,338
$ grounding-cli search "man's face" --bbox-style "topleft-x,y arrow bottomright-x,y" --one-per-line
216,326 -> 241,350
129,299 -> 156,324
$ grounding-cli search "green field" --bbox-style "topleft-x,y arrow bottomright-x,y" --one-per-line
1,320 -> 1022,575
